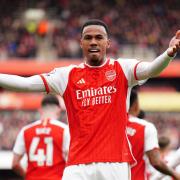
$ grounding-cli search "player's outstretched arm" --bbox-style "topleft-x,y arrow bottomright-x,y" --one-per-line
135,30 -> 180,80
0,74 -> 45,92
167,30 -> 180,57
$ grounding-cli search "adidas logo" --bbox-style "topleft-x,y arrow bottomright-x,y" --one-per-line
77,78 -> 85,84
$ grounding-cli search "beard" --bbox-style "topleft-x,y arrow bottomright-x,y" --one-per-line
88,54 -> 103,66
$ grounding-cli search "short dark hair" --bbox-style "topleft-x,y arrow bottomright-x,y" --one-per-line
130,89 -> 138,108
41,95 -> 60,107
81,19 -> 109,36
137,110 -> 145,119
158,136 -> 170,149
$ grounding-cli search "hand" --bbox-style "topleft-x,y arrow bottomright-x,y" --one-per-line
167,30 -> 180,57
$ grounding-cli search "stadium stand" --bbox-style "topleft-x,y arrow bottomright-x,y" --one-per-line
0,0 -> 179,60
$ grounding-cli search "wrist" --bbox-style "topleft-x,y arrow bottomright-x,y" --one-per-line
167,48 -> 177,57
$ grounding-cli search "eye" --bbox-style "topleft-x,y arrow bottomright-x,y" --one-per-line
83,35 -> 92,40
96,35 -> 104,40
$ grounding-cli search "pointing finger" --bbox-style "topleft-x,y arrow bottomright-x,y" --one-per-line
175,30 -> 180,39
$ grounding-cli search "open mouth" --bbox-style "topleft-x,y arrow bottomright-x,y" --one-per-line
88,49 -> 100,53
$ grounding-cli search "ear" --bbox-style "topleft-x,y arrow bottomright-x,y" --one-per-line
80,39 -> 83,48
54,106 -> 61,116
107,39 -> 111,49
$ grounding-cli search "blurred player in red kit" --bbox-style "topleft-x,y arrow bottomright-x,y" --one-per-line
0,19 -> 180,179
127,89 -> 180,180
12,95 -> 70,180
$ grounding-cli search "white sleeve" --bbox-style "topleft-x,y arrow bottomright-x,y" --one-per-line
62,126 -> 70,161
136,50 -> 174,80
168,148 -> 180,168
0,74 -> 45,92
41,65 -> 75,96
144,123 -> 159,152
13,129 -> 26,155
117,58 -> 141,87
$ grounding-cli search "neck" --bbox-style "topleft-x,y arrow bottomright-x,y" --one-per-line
85,57 -> 107,67
40,105 -> 60,120
41,110 -> 58,120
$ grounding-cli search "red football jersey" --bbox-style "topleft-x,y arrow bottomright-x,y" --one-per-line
127,115 -> 159,180
13,119 -> 70,180
41,58 -> 140,166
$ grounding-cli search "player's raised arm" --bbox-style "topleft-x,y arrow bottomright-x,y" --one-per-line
135,30 -> 180,80
0,74 -> 45,92
167,30 -> 180,57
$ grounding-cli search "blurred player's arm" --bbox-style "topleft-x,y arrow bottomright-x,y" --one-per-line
0,74 -> 46,92
135,30 -> 180,80
12,128 -> 26,177
12,153 -> 25,177
62,126 -> 70,161
152,147 -> 180,179
146,148 -> 180,180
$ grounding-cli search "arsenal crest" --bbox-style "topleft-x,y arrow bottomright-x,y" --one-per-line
105,70 -> 116,81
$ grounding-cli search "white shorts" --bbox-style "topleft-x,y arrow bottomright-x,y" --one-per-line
62,162 -> 131,180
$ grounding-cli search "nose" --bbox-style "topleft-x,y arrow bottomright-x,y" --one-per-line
90,38 -> 97,46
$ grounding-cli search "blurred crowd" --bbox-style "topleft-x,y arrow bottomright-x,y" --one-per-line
146,112 -> 180,149
0,110 -> 179,150
0,110 -> 67,150
0,0 -> 179,59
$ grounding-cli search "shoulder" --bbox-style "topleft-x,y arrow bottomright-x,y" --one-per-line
15,120 -> 41,140
114,58 -> 139,74
58,63 -> 85,70
115,58 -> 139,65
53,64 -> 78,73
52,64 -> 85,76
46,64 -> 81,75
129,116 -> 155,128
129,116 -> 146,125
21,120 -> 41,132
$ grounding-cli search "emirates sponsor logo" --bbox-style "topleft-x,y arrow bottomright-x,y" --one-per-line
105,70 -> 116,81
76,86 -> 117,107
76,86 -> 117,99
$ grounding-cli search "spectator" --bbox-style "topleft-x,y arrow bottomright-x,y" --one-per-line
0,0 -> 179,59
